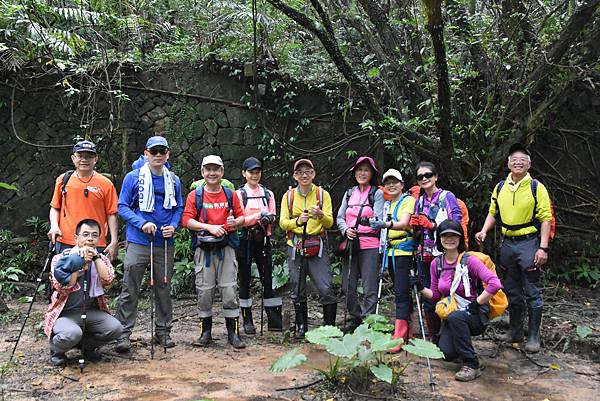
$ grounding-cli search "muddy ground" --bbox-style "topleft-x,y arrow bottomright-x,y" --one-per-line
1,284 -> 599,401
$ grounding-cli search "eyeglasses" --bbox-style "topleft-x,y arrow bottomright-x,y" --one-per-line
295,169 -> 314,177
509,157 -> 529,163
416,172 -> 435,181
148,147 -> 168,155
74,153 -> 96,160
77,232 -> 99,239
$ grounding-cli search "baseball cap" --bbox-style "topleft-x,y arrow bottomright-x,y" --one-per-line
350,156 -> 379,174
202,155 -> 224,167
242,157 -> 262,171
146,136 -> 169,149
382,169 -> 403,183
293,159 -> 314,171
437,220 -> 464,237
508,142 -> 530,157
72,140 -> 97,154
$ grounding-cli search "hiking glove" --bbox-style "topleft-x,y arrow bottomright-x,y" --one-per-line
416,214 -> 435,230
467,301 -> 481,315
408,275 -> 424,291
368,218 -> 387,229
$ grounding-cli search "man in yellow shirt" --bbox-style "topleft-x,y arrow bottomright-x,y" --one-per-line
476,143 -> 552,353
280,159 -> 337,339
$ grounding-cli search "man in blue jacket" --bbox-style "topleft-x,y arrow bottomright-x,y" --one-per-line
114,136 -> 183,352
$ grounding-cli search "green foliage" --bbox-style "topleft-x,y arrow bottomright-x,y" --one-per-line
171,230 -> 195,297
0,182 -> 18,191
269,315 -> 443,384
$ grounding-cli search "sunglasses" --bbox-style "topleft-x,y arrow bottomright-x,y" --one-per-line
148,147 -> 168,155
416,172 -> 435,181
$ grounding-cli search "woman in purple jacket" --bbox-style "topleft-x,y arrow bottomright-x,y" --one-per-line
410,161 -> 462,344
411,220 -> 501,382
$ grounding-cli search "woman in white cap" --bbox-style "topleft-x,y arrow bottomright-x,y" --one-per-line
336,156 -> 384,333
378,169 -> 416,352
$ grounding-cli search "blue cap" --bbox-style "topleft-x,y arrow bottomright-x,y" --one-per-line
242,157 -> 262,171
146,136 -> 169,149
73,140 -> 97,154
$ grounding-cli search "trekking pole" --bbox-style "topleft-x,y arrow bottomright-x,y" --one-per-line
150,237 -> 155,360
295,211 -> 308,331
79,262 -> 90,373
343,237 -> 353,326
375,215 -> 391,315
412,224 -> 436,392
8,242 -> 55,364
163,238 -> 168,354
260,234 -> 268,336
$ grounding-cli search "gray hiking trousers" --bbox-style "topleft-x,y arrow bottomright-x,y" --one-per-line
115,242 -> 175,339
50,309 -> 122,353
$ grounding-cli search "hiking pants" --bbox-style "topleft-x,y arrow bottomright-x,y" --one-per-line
342,248 -> 380,320
115,242 -> 174,339
237,237 -> 282,309
438,309 -> 488,369
288,245 -> 336,305
51,309 -> 122,354
417,259 -> 436,313
388,255 -> 413,320
194,246 -> 240,318
500,236 -> 543,309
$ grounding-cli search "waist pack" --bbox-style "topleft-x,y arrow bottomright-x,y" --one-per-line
335,238 -> 359,258
197,232 -> 228,251
296,236 -> 321,258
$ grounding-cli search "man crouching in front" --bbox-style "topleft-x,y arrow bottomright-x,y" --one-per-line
44,219 -> 122,366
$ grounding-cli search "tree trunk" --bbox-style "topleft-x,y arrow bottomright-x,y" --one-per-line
423,0 -> 454,161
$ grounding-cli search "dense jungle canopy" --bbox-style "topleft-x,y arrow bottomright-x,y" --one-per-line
1,1 -> 599,242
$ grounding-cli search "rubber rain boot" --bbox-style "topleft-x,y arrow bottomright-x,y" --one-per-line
322,303 -> 337,326
192,316 -> 212,347
294,302 -> 306,339
389,319 -> 409,354
524,307 -> 542,353
226,317 -> 246,349
241,306 -> 256,335
498,304 -> 525,343
265,305 -> 283,332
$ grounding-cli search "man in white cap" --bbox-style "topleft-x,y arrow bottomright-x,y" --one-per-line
114,136 -> 183,352
183,155 -> 246,348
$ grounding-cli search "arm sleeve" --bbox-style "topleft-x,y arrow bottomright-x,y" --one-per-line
98,253 -> 115,288
336,190 -> 349,233
170,177 -> 185,228
320,190 -> 334,229
104,181 -> 119,216
279,192 -> 297,231
232,191 -> 244,218
53,253 -> 85,286
535,183 -> 553,222
469,257 -> 502,295
268,190 -> 277,217
182,191 -> 198,227
488,185 -> 499,216
429,258 -> 441,302
373,189 -> 385,220
49,174 -> 64,209
118,172 -> 147,229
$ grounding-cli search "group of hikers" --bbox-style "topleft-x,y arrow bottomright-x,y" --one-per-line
43,136 -> 552,382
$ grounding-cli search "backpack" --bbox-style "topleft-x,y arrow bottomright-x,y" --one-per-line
286,185 -> 324,240
436,251 -> 508,319
456,198 -> 470,246
191,186 -> 236,250
239,184 -> 271,208
493,179 -> 556,240
344,185 -> 378,209
59,170 -> 75,217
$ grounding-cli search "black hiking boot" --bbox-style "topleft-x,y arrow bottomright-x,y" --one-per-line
49,351 -> 67,367
192,316 -> 212,347
114,336 -> 131,353
226,317 -> 246,349
294,302 -> 307,339
241,306 -> 256,335
82,347 -> 102,362
322,303 -> 337,326
498,304 -> 525,343
265,305 -> 283,332
341,317 -> 361,334
153,332 -> 176,348
524,307 -> 542,353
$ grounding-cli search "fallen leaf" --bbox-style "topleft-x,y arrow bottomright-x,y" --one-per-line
550,363 -> 560,370
31,378 -> 43,387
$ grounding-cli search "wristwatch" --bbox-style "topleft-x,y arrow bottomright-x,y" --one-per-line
538,247 -> 549,253
91,254 -> 101,261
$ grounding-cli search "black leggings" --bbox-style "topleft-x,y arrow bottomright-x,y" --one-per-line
388,255 -> 413,320
237,237 -> 274,300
